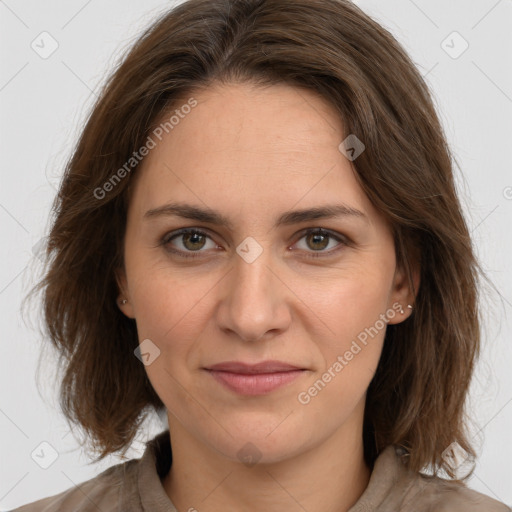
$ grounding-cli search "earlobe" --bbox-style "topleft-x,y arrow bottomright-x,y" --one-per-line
115,268 -> 135,318
387,258 -> 420,325
117,297 -> 135,318
117,295 -> 136,319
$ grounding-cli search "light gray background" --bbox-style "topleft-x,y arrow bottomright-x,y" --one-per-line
1,0 -> 511,509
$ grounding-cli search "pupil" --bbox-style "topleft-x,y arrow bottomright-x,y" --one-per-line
185,233 -> 205,250
309,233 -> 328,250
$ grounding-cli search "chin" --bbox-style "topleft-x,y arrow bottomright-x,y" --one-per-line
198,414 -> 316,466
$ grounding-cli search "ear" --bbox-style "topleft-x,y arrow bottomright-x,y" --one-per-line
386,252 -> 420,325
115,266 -> 136,319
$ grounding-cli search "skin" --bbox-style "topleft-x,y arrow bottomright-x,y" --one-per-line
117,81 -> 418,512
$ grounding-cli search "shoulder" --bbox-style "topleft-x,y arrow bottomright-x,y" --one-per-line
9,429 -> 173,512
9,458 -> 140,512
407,473 -> 511,511
352,445 -> 510,512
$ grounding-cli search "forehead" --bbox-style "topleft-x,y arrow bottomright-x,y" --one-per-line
127,82 -> 378,225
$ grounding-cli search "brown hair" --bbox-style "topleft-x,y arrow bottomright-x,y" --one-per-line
25,0 -> 481,479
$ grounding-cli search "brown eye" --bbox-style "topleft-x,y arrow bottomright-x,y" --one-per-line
306,231 -> 330,251
293,228 -> 346,257
181,231 -> 207,251
161,227 -> 347,259
162,228 -> 217,257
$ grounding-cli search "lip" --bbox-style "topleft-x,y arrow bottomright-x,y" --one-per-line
205,360 -> 304,374
204,360 -> 307,395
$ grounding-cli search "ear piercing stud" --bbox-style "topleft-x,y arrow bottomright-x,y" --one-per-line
399,304 -> 413,314
119,298 -> 128,305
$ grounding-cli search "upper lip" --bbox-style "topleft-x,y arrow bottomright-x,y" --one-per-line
204,360 -> 305,374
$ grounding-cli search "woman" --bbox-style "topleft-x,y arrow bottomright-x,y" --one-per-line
15,0 -> 509,510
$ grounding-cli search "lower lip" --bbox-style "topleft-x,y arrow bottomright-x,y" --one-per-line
205,369 -> 305,395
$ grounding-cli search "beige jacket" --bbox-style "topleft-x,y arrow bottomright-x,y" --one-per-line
11,429 -> 510,511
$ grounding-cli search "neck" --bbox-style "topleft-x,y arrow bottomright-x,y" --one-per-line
162,410 -> 371,512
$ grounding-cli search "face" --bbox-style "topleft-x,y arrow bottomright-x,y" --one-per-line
118,81 -> 415,464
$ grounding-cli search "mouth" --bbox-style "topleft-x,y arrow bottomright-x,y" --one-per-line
203,360 -> 308,395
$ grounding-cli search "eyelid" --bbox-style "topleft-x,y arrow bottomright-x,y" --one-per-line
291,228 -> 349,258
160,226 -> 349,258
161,228 -> 219,257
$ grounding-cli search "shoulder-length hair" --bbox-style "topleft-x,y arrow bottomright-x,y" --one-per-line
26,0 -> 481,479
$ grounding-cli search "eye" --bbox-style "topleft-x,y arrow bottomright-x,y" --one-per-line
160,227 -> 347,259
292,228 -> 346,258
161,228 -> 218,258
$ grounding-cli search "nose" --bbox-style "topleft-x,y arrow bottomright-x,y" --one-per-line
215,241 -> 292,342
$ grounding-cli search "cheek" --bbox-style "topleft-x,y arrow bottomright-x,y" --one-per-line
130,272 -> 209,406
315,262 -> 394,342
307,258 -> 394,404
127,259 -> 224,385
132,269 -> 207,343
298,278 -> 390,419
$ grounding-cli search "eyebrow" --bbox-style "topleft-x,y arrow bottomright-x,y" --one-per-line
144,201 -> 366,229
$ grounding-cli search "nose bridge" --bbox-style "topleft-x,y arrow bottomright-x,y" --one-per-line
235,237 -> 273,298
217,235 -> 289,341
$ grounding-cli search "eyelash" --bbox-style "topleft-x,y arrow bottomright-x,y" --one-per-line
160,227 -> 348,259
